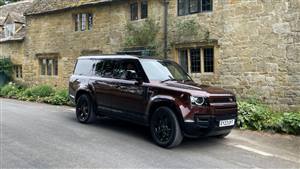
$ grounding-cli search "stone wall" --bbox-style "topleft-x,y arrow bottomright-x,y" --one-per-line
22,0 -> 299,111
24,0 -> 164,87
168,0 -> 300,111
0,41 -> 24,65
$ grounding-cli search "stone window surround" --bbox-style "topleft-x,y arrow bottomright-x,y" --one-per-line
73,12 -> 94,32
14,65 -> 23,79
174,42 -> 218,76
36,53 -> 60,77
130,0 -> 148,21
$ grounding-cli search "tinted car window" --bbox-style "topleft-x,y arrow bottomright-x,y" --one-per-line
74,59 -> 94,76
113,60 -> 139,80
95,59 -> 116,78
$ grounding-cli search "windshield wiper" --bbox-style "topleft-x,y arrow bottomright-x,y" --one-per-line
161,76 -> 177,83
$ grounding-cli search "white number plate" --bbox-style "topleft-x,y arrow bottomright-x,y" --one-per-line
219,119 -> 235,127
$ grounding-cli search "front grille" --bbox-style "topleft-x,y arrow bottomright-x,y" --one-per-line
209,96 -> 235,103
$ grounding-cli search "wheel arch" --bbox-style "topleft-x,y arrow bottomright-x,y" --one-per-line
147,99 -> 184,128
75,89 -> 94,104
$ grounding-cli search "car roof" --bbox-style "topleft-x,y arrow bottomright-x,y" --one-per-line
78,55 -> 139,60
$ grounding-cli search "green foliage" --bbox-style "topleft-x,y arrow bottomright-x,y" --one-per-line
0,58 -> 13,79
170,19 -> 210,44
124,18 -> 159,50
30,85 -> 55,98
43,89 -> 70,105
238,100 -> 300,135
0,83 -> 70,106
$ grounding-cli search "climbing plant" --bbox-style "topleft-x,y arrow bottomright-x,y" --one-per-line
170,19 -> 210,44
124,18 -> 160,55
0,58 -> 13,78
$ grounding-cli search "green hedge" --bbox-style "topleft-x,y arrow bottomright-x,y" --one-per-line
237,100 -> 300,135
0,83 -> 71,106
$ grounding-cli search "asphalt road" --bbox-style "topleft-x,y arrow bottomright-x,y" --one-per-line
1,98 -> 299,169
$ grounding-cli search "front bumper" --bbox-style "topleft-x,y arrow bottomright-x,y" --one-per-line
183,113 -> 237,137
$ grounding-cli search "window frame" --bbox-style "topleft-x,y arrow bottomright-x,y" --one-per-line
141,0 -> 148,19
178,0 -> 213,16
130,2 -> 139,21
74,13 -> 93,32
177,47 -> 215,74
14,65 -> 23,79
39,58 -> 59,76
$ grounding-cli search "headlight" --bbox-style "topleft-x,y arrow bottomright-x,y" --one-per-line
190,96 -> 206,106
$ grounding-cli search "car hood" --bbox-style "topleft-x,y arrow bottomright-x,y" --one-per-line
158,81 -> 234,97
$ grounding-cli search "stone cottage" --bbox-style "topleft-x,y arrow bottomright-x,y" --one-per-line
1,0 -> 300,111
0,0 -> 33,80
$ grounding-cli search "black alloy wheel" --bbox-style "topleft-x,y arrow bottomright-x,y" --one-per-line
150,107 -> 183,148
76,94 -> 96,123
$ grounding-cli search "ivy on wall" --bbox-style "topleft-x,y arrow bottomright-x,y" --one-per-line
124,18 -> 160,55
0,58 -> 13,78
170,19 -> 210,44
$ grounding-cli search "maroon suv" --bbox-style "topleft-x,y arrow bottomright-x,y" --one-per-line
69,55 -> 238,148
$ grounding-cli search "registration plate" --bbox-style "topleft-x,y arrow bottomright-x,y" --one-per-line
219,119 -> 235,127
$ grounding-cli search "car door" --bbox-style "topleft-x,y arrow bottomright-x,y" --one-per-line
90,59 -> 120,112
110,59 -> 148,121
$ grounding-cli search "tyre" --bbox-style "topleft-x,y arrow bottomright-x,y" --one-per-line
76,94 -> 96,124
150,107 -> 183,148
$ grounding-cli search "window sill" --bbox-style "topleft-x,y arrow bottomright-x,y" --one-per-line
190,72 -> 214,75
39,75 -> 59,78
130,18 -> 147,23
177,11 -> 213,17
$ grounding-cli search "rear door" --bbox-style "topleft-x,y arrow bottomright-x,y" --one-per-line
110,59 -> 148,119
90,59 -> 118,111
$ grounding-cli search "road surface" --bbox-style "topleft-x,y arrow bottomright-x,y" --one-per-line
1,98 -> 299,168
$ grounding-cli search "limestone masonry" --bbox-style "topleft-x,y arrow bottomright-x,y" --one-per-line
0,0 -> 299,111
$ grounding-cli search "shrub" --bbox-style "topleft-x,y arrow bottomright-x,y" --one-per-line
43,89 -> 69,105
0,83 -> 19,96
30,85 -> 55,98
278,112 -> 300,135
238,100 -> 300,135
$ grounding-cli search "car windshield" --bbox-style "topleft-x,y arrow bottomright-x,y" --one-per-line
140,59 -> 192,82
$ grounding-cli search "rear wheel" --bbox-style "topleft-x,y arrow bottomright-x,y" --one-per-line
76,94 -> 96,124
150,107 -> 183,148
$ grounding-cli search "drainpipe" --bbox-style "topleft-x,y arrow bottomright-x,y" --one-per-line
163,0 -> 169,59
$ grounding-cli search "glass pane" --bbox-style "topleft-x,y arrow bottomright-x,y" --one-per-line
140,59 -> 191,81
20,66 -> 23,78
190,48 -> 201,73
88,14 -> 93,30
40,59 -> 46,75
74,14 -> 79,31
53,59 -> 58,76
97,60 -> 116,78
189,0 -> 199,13
178,49 -> 188,73
74,59 -> 95,76
141,0 -> 148,19
204,48 -> 214,72
178,0 -> 188,16
202,0 -> 212,11
47,59 -> 52,76
130,2 -> 138,20
81,13 -> 86,31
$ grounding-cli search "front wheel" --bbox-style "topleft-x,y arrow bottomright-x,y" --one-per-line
76,94 -> 96,124
150,107 -> 183,148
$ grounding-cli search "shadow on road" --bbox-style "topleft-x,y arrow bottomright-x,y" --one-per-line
65,114 -> 223,150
